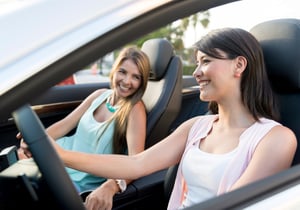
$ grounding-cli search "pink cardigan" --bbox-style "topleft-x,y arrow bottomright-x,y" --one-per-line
167,115 -> 280,210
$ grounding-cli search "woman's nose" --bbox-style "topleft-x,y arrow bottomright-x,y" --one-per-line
193,66 -> 203,78
123,75 -> 130,83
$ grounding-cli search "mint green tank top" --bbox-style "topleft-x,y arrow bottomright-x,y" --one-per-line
57,89 -> 116,192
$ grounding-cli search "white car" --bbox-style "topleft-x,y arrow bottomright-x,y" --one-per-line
0,0 -> 300,209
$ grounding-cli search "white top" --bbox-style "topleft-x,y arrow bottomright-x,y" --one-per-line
168,115 -> 280,210
180,141 -> 237,208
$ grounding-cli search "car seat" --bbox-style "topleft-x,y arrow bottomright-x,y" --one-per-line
141,38 -> 183,148
250,18 -> 300,166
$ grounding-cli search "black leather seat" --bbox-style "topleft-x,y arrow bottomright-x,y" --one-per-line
250,18 -> 300,165
141,38 -> 183,148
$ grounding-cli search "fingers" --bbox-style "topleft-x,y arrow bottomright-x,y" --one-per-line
20,139 -> 28,149
16,132 -> 33,159
17,147 -> 32,159
16,132 -> 22,139
18,139 -> 32,158
17,148 -> 29,159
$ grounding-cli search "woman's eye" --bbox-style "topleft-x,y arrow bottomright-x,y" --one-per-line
118,69 -> 126,74
202,59 -> 210,64
134,75 -> 141,80
196,58 -> 210,66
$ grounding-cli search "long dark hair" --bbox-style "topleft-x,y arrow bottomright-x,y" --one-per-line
193,28 -> 279,121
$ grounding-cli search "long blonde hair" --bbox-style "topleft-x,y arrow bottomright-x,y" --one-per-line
108,46 -> 150,154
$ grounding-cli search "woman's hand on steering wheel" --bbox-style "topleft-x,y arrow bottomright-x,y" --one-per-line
16,132 -> 32,159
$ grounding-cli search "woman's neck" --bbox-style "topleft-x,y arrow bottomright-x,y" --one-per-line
217,104 -> 255,129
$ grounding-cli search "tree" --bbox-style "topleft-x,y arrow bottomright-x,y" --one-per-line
113,11 -> 211,75
132,11 -> 210,51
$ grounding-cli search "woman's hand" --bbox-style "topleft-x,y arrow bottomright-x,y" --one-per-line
17,132 -> 61,159
16,132 -> 32,159
85,179 -> 119,210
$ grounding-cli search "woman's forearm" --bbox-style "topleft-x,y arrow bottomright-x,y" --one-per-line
61,149 -> 142,180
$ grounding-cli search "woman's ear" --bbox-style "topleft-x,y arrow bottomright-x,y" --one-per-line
234,56 -> 247,77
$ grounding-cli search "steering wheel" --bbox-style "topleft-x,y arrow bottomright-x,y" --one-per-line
12,104 -> 85,210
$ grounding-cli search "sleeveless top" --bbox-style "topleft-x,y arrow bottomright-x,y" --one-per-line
56,89 -> 116,192
180,143 -> 238,208
167,114 -> 280,210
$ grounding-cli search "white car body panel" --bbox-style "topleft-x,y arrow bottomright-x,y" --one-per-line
0,0 -> 171,95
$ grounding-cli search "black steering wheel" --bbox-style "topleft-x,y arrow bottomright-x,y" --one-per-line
12,104 -> 85,210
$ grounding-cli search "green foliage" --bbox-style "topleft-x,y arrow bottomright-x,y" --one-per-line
115,11 -> 210,73
132,26 -> 173,48
133,11 -> 210,65
183,65 -> 196,75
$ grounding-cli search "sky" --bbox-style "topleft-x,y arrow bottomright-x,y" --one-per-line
184,0 -> 300,47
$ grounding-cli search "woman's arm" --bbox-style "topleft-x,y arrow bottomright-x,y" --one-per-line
116,100 -> 147,183
230,125 -> 297,191
85,100 -> 147,210
18,89 -> 107,159
54,116 -> 199,180
126,100 -> 147,155
46,89 -> 106,139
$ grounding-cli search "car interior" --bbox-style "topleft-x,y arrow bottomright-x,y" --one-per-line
1,5 -> 299,208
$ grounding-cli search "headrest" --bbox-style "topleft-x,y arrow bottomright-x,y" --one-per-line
250,19 -> 300,92
141,38 -> 174,80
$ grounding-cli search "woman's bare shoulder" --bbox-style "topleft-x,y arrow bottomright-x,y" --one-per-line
269,125 -> 297,144
262,124 -> 297,157
176,115 -> 203,130
87,88 -> 109,99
